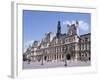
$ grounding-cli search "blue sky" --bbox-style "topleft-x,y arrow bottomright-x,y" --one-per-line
23,10 -> 91,50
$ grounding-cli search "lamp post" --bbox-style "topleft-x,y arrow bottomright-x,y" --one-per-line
64,45 -> 67,66
41,49 -> 44,65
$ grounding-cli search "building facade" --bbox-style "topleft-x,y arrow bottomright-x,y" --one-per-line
24,21 -> 91,62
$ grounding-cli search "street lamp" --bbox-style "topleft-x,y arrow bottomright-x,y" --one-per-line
64,45 -> 67,66
41,50 -> 44,65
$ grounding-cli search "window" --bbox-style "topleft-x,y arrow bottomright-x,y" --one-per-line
85,38 -> 88,42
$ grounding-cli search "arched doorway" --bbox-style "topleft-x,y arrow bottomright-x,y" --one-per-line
44,56 -> 47,61
37,55 -> 41,62
67,54 -> 71,60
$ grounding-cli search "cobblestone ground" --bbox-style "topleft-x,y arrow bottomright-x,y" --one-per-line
23,60 -> 91,69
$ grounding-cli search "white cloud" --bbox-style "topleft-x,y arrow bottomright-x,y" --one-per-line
71,20 -> 76,24
78,20 -> 89,31
63,20 -> 71,25
63,20 -> 89,31
24,40 -> 34,52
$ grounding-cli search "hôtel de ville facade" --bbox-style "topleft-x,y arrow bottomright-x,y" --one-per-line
23,21 -> 91,63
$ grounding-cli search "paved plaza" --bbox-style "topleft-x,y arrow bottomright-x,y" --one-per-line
23,61 -> 91,69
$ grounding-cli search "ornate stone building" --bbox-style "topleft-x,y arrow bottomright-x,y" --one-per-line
24,21 -> 91,62
79,33 -> 91,61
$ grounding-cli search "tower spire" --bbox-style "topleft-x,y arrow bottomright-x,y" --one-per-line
56,21 -> 61,38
